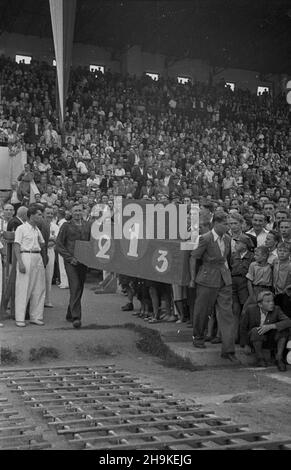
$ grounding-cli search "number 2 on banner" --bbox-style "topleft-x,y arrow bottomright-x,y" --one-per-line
96,234 -> 111,259
127,223 -> 139,258
155,250 -> 168,273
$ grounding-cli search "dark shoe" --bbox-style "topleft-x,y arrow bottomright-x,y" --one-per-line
256,358 -> 268,368
121,303 -> 133,311
66,317 -> 73,323
73,319 -> 81,329
204,336 -> 213,342
211,337 -> 222,344
277,359 -> 287,372
193,339 -> 206,349
221,353 -> 241,364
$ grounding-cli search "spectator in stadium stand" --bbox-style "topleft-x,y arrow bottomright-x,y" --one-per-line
56,204 -> 91,329
230,234 -> 254,343
17,163 -> 34,202
0,204 -> 15,231
263,201 -> 276,231
246,212 -> 269,246
272,242 -> 291,295
264,230 -> 280,265
278,219 -> 291,247
189,211 -> 239,363
4,182 -> 22,213
43,206 -> 59,308
274,209 -> 289,229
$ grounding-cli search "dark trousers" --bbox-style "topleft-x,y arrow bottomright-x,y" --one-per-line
249,327 -> 289,359
193,283 -> 235,354
64,262 -> 87,321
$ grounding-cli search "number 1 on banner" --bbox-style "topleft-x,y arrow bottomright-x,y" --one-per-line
127,223 -> 140,258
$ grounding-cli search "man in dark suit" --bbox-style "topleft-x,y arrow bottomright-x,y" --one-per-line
100,170 -> 114,193
139,180 -> 154,199
240,290 -> 291,370
25,117 -> 42,144
190,211 -> 238,362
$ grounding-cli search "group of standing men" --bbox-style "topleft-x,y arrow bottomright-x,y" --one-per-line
2,203 -> 90,329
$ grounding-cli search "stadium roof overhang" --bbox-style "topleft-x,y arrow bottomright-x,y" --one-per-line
1,0 -> 291,74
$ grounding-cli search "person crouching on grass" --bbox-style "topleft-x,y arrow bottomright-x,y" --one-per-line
240,291 -> 291,370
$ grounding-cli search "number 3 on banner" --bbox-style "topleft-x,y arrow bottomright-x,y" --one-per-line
96,234 -> 111,259
155,249 -> 168,273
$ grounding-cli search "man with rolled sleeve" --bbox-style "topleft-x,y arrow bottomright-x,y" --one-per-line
189,212 -> 238,363
56,204 -> 91,328
14,205 -> 46,327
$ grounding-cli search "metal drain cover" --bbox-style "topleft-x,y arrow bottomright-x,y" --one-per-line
1,364 -> 290,450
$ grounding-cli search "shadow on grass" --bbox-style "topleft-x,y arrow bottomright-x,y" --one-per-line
29,346 -> 60,362
0,347 -> 21,365
81,322 -> 198,371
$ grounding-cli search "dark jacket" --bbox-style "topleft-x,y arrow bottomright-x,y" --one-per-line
191,230 -> 232,288
230,251 -> 254,277
56,220 -> 91,264
240,304 -> 291,347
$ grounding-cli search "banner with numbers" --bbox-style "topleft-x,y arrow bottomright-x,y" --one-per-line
74,199 -> 198,284
74,238 -> 190,285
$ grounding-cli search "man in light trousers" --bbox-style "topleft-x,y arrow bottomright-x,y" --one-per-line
14,204 -> 46,327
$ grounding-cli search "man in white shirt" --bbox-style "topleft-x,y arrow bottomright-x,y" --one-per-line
14,205 -> 46,327
41,186 -> 58,206
246,212 -> 268,247
76,159 -> 88,175
86,170 -> 101,188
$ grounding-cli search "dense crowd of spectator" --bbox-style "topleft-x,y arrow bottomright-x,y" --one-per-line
0,55 -> 291,368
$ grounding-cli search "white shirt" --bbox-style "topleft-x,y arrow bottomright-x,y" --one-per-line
0,218 -> 7,232
58,218 -> 66,228
48,221 -> 59,249
211,228 -> 228,269
77,161 -> 88,174
87,176 -> 101,187
246,228 -> 268,247
14,222 -> 44,251
259,307 -> 267,327
115,168 -> 125,177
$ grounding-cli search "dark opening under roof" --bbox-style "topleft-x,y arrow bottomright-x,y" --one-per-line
0,0 -> 291,74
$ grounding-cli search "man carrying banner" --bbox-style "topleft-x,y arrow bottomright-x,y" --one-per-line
190,211 -> 239,363
56,204 -> 91,328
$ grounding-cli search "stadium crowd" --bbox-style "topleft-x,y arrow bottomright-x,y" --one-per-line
0,55 -> 291,369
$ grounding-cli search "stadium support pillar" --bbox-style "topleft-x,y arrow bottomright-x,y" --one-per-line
49,0 -> 76,130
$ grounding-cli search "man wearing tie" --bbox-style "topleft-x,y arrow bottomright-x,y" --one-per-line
190,212 -> 238,363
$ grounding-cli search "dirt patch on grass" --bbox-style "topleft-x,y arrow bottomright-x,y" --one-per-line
0,347 -> 21,365
223,393 -> 257,403
81,322 -> 199,371
75,344 -> 118,358
29,346 -> 60,362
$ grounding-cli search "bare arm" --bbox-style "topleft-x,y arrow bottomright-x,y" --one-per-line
14,243 -> 26,273
247,279 -> 253,297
